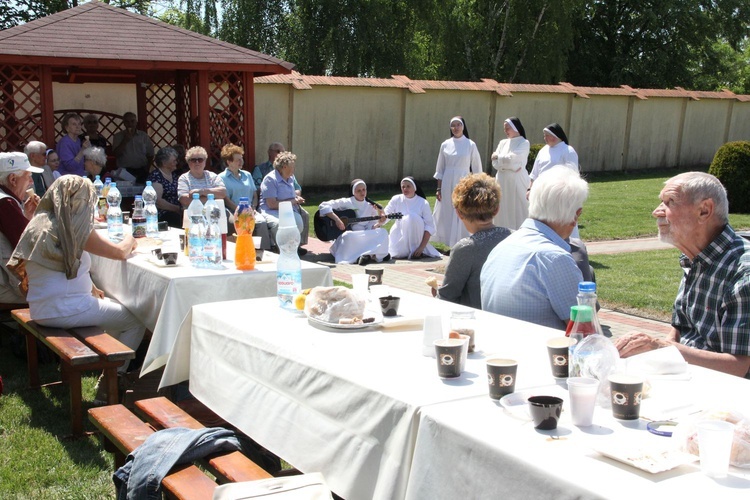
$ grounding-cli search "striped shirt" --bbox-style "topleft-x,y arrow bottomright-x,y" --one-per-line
673,225 -> 750,377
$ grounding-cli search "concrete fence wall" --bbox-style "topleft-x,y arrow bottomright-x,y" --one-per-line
51,76 -> 750,188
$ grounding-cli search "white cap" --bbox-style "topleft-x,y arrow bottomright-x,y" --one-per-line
278,201 -> 296,227
0,152 -> 43,174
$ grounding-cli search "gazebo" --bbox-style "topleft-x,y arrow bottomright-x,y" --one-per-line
0,0 -> 293,165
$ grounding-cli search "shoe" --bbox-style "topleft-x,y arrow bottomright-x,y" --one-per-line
358,255 -> 371,266
297,247 -> 308,256
382,254 -> 391,262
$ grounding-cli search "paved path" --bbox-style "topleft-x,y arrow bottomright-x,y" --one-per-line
301,236 -> 674,340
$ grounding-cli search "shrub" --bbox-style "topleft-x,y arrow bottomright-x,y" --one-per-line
527,143 -> 544,173
708,141 -> 750,213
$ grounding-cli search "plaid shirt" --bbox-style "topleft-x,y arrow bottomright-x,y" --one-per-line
673,225 -> 750,376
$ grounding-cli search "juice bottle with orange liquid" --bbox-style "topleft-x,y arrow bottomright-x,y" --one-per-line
235,197 -> 256,270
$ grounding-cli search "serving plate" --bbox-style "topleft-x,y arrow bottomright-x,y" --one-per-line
307,315 -> 383,330
593,440 -> 697,474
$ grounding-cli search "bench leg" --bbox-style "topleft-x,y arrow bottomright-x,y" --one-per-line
25,332 -> 40,388
104,367 -> 119,406
69,371 -> 83,437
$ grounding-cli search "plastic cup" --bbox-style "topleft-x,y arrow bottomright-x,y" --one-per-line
422,315 -> 443,357
528,396 -> 563,430
351,274 -> 369,298
567,377 -> 599,427
697,420 -> 735,478
252,236 -> 262,249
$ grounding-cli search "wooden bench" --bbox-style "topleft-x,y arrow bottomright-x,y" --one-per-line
11,308 -> 135,436
89,398 -> 273,499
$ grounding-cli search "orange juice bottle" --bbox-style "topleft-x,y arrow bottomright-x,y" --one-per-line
235,197 -> 256,270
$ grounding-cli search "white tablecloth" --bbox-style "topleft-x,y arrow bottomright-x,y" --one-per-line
160,291 -> 566,500
406,365 -> 750,499
89,229 -> 333,374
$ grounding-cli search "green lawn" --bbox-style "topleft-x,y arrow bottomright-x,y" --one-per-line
303,169 -> 750,242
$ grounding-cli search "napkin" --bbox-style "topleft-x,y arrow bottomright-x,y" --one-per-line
623,345 -> 689,377
381,316 -> 424,330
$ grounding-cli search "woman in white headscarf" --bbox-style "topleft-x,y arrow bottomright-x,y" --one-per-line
317,179 -> 390,265
432,116 -> 482,247
529,122 -> 579,188
385,177 -> 441,259
491,117 -> 530,230
8,176 -> 145,399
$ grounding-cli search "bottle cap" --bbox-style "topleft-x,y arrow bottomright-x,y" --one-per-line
578,281 -> 597,293
239,197 -> 249,203
278,200 -> 296,227
207,194 -> 215,200
105,177 -> 111,182
571,305 -> 593,322
135,195 -> 142,199
192,193 -> 200,199
110,182 -> 117,187
146,181 -> 152,186
95,175 -> 100,180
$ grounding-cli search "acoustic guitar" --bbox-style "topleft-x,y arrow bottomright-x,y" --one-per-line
313,209 -> 403,242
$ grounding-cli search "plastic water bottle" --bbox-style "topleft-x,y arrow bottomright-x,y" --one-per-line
187,193 -> 205,267
98,177 -> 112,220
202,194 -> 222,266
131,195 -> 147,238
568,305 -> 597,378
142,181 -> 159,237
106,182 -> 123,242
276,201 -> 302,308
93,175 -> 104,197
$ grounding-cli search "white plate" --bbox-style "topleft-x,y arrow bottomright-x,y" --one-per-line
593,440 -> 697,474
307,315 -> 383,330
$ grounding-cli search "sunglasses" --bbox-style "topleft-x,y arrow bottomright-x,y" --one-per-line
188,157 -> 206,163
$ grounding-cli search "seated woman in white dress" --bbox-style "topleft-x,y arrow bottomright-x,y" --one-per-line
384,177 -> 442,259
318,179 -> 390,265
8,176 -> 145,402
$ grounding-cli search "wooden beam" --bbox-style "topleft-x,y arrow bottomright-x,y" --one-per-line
243,72 -> 255,167
197,70 -> 210,152
40,66 -> 56,148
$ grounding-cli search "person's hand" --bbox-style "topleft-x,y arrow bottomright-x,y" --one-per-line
436,191 -> 442,202
412,247 -> 424,259
120,234 -> 138,256
23,193 -> 40,220
91,284 -> 105,299
525,189 -> 530,200
614,332 -> 670,358
82,137 -> 91,149
491,152 -> 498,160
430,287 -> 437,298
335,218 -> 345,231
295,195 -> 306,205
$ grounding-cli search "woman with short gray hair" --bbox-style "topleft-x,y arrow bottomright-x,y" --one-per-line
83,146 -> 106,179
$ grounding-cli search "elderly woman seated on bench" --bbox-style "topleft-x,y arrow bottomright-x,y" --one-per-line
8,176 -> 145,400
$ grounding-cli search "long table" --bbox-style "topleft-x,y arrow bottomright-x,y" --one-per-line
160,290 -> 750,499
89,229 -> 333,374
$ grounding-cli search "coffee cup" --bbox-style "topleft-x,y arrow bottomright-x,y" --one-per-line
546,337 -> 576,379
486,358 -> 517,400
379,296 -> 400,317
162,252 -> 178,265
365,267 -> 384,289
434,338 -> 464,378
608,373 -> 644,420
528,396 -> 563,430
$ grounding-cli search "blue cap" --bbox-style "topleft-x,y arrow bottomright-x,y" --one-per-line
239,196 -> 249,202
146,181 -> 152,186
192,193 -> 199,199
207,194 -> 214,200
578,281 -> 596,293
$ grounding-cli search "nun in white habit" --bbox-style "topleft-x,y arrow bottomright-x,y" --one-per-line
384,177 -> 442,259
318,179 -> 390,265
431,116 -> 482,247
491,117 -> 530,230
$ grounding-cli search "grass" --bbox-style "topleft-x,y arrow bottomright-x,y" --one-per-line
0,337 -> 112,499
302,169 -> 750,243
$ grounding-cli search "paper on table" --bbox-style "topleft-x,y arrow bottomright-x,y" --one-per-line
381,316 -> 423,330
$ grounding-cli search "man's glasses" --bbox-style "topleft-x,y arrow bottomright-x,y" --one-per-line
188,158 -> 206,163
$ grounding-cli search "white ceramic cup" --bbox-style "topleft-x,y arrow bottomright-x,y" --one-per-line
566,377 -> 599,427
696,420 -> 735,478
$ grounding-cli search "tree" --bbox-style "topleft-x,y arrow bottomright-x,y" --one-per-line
567,0 -> 750,89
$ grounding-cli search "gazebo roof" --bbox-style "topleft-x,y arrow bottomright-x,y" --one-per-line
0,0 -> 294,74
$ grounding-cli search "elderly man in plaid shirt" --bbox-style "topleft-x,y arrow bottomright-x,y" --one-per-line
616,172 -> 750,378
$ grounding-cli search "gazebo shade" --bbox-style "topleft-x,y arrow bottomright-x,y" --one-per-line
0,0 -> 293,165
